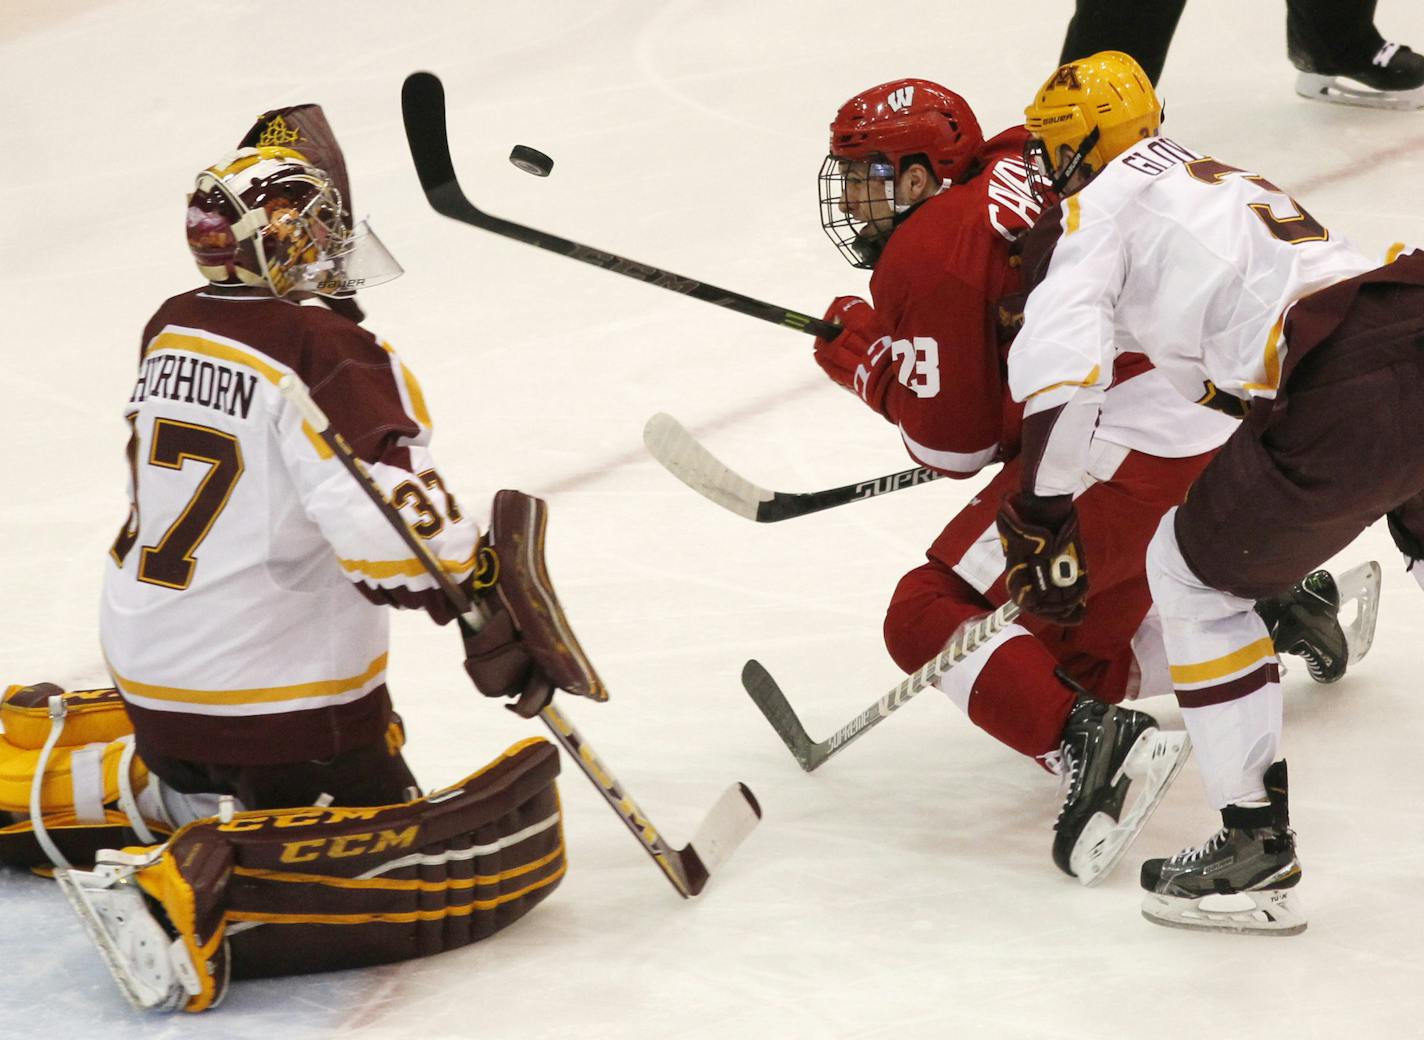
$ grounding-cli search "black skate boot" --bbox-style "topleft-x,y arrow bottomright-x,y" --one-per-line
1255,570 -> 1349,683
1140,761 -> 1305,936
1255,563 -> 1383,684
1051,693 -> 1191,887
1291,21 -> 1424,110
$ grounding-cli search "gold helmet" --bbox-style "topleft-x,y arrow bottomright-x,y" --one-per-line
1023,51 -> 1161,196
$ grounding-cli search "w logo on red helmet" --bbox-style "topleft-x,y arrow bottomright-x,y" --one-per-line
886,85 -> 915,111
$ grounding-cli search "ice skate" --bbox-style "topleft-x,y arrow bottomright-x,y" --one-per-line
1255,562 -> 1381,683
1140,761 -> 1306,936
1052,696 -> 1191,887
1294,40 -> 1424,110
55,848 -> 218,1011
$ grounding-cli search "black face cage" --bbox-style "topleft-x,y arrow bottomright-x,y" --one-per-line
818,154 -> 895,270
1022,127 -> 1100,203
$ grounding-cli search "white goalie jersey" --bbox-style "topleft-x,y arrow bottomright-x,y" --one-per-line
100,289 -> 482,765
1008,136 -> 1376,496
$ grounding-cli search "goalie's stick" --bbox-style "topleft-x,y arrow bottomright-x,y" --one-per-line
743,601 -> 1022,771
400,70 -> 838,339
643,412 -> 943,522
278,375 -> 760,898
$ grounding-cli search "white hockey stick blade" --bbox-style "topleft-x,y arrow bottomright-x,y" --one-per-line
1336,560 -> 1382,665
685,782 -> 762,881
643,413 -> 769,521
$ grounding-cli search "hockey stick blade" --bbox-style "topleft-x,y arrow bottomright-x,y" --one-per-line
679,782 -> 763,894
742,602 -> 1021,772
742,660 -> 828,770
400,72 -> 836,337
643,412 -> 943,523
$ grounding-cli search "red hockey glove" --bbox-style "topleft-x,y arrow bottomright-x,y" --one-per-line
813,296 -> 895,416
996,493 -> 1089,625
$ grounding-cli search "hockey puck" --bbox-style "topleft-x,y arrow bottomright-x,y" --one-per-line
509,145 -> 554,177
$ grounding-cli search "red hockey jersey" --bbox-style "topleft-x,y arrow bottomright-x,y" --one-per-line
867,127 -> 1043,477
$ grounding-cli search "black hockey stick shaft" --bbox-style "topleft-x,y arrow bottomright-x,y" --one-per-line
642,412 -> 945,523
277,375 -> 705,897
401,71 -> 838,339
758,465 -> 943,521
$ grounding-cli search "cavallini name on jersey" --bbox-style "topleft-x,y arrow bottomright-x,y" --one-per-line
129,353 -> 258,419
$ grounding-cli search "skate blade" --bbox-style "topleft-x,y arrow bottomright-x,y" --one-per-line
1335,561 -> 1382,666
1070,729 -> 1191,888
55,867 -> 192,1011
1141,888 -> 1307,936
1295,72 -> 1424,110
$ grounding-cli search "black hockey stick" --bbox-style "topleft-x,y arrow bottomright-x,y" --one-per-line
278,375 -> 760,898
643,412 -> 943,522
400,71 -> 838,339
743,602 -> 1021,771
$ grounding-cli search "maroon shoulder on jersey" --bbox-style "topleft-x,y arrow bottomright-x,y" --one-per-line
142,289 -> 418,465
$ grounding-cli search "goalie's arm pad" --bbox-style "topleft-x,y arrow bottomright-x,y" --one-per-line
275,326 -> 484,625
120,737 -> 564,1012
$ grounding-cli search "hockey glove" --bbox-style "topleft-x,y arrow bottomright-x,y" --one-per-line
813,296 -> 896,417
996,493 -> 1088,625
461,490 -> 607,718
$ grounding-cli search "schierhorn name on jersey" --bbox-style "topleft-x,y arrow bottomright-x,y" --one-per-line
128,353 -> 258,419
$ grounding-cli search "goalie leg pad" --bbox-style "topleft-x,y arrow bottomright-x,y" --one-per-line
0,683 -> 169,868
64,738 -> 565,1012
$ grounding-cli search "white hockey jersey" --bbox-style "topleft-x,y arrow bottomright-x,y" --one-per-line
1008,136 -> 1376,496
100,289 -> 482,764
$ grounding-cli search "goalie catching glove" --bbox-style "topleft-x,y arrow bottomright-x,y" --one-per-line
461,490 -> 607,717
997,493 -> 1089,625
812,296 -> 896,417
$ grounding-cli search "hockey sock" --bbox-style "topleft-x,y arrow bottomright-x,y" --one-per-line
950,632 -> 1078,764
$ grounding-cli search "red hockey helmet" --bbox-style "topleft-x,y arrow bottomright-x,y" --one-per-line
829,78 -> 984,184
819,79 -> 985,268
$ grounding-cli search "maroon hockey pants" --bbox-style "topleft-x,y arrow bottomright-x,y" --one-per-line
1177,306 -> 1424,599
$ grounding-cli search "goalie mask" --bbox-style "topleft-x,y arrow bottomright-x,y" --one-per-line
186,146 -> 402,298
1023,51 -> 1161,200
819,78 -> 984,269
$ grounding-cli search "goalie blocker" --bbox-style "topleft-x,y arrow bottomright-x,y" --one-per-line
58,737 -> 565,1012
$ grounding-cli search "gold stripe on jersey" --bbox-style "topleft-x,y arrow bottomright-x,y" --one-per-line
1242,316 -> 1284,394
1025,364 -> 1102,400
111,652 -> 387,708
376,339 -> 433,430
1169,637 -> 1276,686
339,542 -> 481,581
145,331 -> 333,459
1065,195 -> 1082,234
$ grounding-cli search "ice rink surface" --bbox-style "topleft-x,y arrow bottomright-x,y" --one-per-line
4,1 -> 1424,1036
